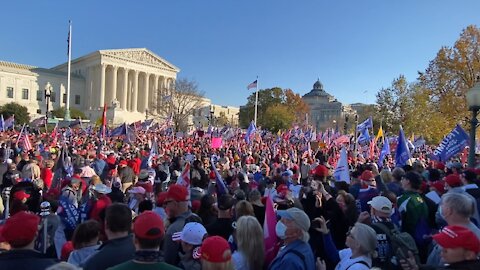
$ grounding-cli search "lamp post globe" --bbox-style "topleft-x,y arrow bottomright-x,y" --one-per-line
466,77 -> 480,168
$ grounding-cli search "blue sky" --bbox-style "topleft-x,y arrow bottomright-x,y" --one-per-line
1,0 -> 479,107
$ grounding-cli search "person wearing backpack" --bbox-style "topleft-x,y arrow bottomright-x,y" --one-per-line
361,195 -> 419,269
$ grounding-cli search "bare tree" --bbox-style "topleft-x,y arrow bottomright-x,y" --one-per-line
150,78 -> 206,132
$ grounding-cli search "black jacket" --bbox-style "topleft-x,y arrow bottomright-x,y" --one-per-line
0,249 -> 58,269
83,235 -> 136,270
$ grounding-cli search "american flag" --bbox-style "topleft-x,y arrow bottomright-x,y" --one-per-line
20,130 -> 33,152
247,80 -> 257,90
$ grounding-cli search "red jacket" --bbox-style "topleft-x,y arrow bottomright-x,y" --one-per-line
89,195 -> 112,222
41,168 -> 53,189
128,158 -> 141,175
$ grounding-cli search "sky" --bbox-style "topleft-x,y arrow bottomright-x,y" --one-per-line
1,0 -> 479,107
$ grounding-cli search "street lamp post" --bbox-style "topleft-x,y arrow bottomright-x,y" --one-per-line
466,77 -> 480,168
210,109 -> 214,127
44,82 -> 52,124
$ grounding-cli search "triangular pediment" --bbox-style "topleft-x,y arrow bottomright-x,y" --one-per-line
100,48 -> 180,72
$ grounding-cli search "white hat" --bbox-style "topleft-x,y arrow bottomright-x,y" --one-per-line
368,196 -> 393,214
128,186 -> 146,195
93,183 -> 112,194
172,222 -> 207,245
6,159 -> 12,164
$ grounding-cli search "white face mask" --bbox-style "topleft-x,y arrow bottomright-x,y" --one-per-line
275,221 -> 287,239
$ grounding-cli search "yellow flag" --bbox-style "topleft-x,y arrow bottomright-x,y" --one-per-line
375,126 -> 384,142
410,132 -> 415,142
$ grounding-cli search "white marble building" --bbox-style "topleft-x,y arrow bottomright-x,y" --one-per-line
0,48 -> 179,124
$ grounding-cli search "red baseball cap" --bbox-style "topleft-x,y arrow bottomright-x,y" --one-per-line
133,211 -> 165,240
156,192 -> 168,206
119,160 -> 128,166
13,190 -> 30,201
360,170 -> 375,181
313,165 -> 328,177
2,211 -> 40,247
200,236 -> 232,263
166,184 -> 189,202
276,184 -> 289,194
61,241 -> 74,261
433,225 -> 480,254
445,174 -> 462,188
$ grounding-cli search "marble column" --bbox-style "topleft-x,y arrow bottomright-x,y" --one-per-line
112,66 -> 118,104
153,75 -> 159,114
99,64 -> 106,108
132,71 -> 138,112
142,73 -> 149,113
122,68 -> 128,110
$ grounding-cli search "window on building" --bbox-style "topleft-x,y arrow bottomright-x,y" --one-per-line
63,93 -> 67,103
36,90 -> 43,101
6,87 -> 13,98
50,92 -> 56,103
22,88 -> 29,100
75,95 -> 80,105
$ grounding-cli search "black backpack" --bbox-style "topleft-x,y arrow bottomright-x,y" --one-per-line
371,222 -> 420,269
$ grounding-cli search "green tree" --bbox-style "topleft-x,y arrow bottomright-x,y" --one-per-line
263,104 -> 294,132
0,102 -> 30,125
52,106 -> 86,119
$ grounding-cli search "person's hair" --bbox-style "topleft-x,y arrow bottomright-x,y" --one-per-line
71,220 -> 100,249
202,261 -> 234,270
138,200 -> 154,213
90,175 -> 102,186
441,192 -> 474,218
235,216 -> 265,270
105,203 -> 132,233
135,236 -> 162,249
46,262 -> 81,270
235,200 -> 254,219
391,167 -> 405,181
337,190 -> 358,226
352,222 -> 377,257
248,189 -> 261,202
428,168 -> 442,182
379,170 -> 393,184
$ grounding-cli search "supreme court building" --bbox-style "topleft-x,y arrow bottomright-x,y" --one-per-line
0,48 -> 179,124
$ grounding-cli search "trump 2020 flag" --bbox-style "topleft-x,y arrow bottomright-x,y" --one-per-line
431,125 -> 469,162
395,126 -> 411,167
378,138 -> 391,168
333,147 -> 350,183
357,117 -> 373,132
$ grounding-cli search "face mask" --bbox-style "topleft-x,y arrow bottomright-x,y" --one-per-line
275,221 -> 287,239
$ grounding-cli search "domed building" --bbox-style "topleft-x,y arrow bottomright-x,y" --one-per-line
302,79 -> 342,130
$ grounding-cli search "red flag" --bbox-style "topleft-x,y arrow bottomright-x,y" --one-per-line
264,196 -> 279,265
101,103 -> 107,139
176,162 -> 191,188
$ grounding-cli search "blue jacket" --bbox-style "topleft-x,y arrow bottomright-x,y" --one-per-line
268,240 -> 315,270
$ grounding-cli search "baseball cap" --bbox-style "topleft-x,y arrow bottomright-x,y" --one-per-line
172,222 -> 207,245
3,211 -> 40,247
368,196 -> 393,214
128,186 -> 146,195
277,207 -> 311,232
156,192 -> 168,206
166,184 -> 189,202
313,165 -> 328,177
138,170 -> 149,181
276,184 -> 289,194
13,190 -> 30,201
134,211 -> 165,239
200,236 -> 232,263
445,174 -> 462,188
432,225 -> 480,254
119,160 -> 128,166
217,194 -> 235,210
360,170 -> 375,181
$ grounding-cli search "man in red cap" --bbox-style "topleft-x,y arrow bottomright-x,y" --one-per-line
401,225 -> 480,269
356,170 -> 379,212
162,184 -> 192,265
118,159 -> 135,192
0,211 -> 58,268
110,211 -> 179,270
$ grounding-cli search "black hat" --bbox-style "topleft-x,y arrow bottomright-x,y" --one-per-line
217,194 -> 235,211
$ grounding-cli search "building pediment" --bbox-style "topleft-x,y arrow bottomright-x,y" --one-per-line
99,48 -> 179,72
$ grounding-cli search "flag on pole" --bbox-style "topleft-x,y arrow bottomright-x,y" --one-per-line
176,162 -> 191,189
378,138 -> 391,168
147,138 -> 158,166
395,126 -> 411,167
3,115 -> 14,130
0,115 -> 4,132
247,80 -> 258,90
210,157 -> 228,195
245,121 -> 256,144
356,117 -> 373,132
20,129 -> 33,152
333,147 -> 350,183
100,104 -> 107,139
375,126 -> 384,142
67,21 -> 71,55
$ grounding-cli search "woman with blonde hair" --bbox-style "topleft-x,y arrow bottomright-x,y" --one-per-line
316,218 -> 377,270
232,215 -> 264,270
201,236 -> 234,270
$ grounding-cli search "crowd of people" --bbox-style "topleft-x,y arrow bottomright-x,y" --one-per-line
0,124 -> 479,270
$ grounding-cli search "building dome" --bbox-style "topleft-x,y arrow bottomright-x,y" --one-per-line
313,79 -> 323,90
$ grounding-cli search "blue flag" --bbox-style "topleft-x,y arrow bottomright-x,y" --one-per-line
378,138 -> 391,168
431,125 -> 469,162
210,157 -> 228,195
357,117 -> 373,132
57,196 -> 79,231
109,123 -> 127,137
245,121 -> 256,144
357,127 -> 371,144
0,115 -> 4,131
395,126 -> 411,167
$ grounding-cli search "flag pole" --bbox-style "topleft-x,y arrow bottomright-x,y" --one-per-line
254,76 -> 259,126
65,20 -> 72,120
